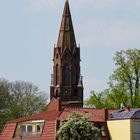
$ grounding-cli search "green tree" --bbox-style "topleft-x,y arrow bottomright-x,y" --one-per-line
107,83 -> 129,108
8,81 -> 47,118
86,49 -> 140,109
109,49 -> 140,107
85,89 -> 128,109
57,112 -> 100,140
0,79 -> 48,133
85,90 -> 111,108
0,79 -> 11,133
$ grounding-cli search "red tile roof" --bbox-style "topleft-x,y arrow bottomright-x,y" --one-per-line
8,108 -> 110,123
9,110 -> 61,123
1,119 -> 58,140
58,107 -> 108,122
0,122 -> 17,140
41,120 -> 57,140
0,107 -> 112,140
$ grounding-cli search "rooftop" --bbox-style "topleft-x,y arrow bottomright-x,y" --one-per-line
109,108 -> 140,120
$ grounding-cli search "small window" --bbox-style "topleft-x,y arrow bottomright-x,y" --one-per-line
136,112 -> 140,118
101,125 -> 106,136
21,126 -> 26,132
27,125 -> 32,132
14,120 -> 45,138
98,124 -> 106,137
37,125 -> 41,132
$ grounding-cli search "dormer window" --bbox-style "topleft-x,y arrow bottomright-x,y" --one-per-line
14,120 -> 45,138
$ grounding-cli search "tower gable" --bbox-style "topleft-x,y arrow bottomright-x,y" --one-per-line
62,49 -> 71,61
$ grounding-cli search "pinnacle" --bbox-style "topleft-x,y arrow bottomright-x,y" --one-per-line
63,0 -> 71,16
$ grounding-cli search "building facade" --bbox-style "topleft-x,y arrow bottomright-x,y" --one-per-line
107,108 -> 140,140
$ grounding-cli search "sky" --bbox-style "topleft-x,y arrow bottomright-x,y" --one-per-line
0,0 -> 140,100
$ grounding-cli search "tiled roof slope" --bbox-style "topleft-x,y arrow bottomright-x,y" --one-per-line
0,122 -> 16,140
9,110 -> 60,123
0,111 -> 59,140
0,96 -> 113,140
59,107 -> 109,122
0,120 -> 57,140
0,108 -> 111,140
42,120 -> 57,140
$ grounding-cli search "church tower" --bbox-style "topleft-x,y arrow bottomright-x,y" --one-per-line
50,0 -> 83,107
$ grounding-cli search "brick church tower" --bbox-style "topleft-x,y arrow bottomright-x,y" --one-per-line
50,0 -> 83,107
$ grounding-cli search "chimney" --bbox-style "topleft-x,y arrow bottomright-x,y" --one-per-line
125,106 -> 131,112
105,109 -> 109,120
47,97 -> 62,112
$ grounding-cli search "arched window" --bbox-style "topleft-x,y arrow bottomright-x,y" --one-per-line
64,65 -> 69,86
73,66 -> 77,84
56,90 -> 58,97
56,64 -> 59,85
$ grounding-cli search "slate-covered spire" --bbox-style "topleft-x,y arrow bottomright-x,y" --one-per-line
57,0 -> 77,52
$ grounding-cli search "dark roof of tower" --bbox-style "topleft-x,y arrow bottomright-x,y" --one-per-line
57,0 -> 77,52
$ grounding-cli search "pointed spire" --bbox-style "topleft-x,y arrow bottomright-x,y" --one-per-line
63,0 -> 71,16
57,0 -> 77,52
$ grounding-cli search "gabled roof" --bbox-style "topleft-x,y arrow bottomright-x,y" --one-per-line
0,96 -> 113,140
58,107 -> 110,122
8,107 -> 110,123
1,120 -> 57,140
9,110 -> 61,123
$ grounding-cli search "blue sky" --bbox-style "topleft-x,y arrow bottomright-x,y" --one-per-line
0,0 -> 140,100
